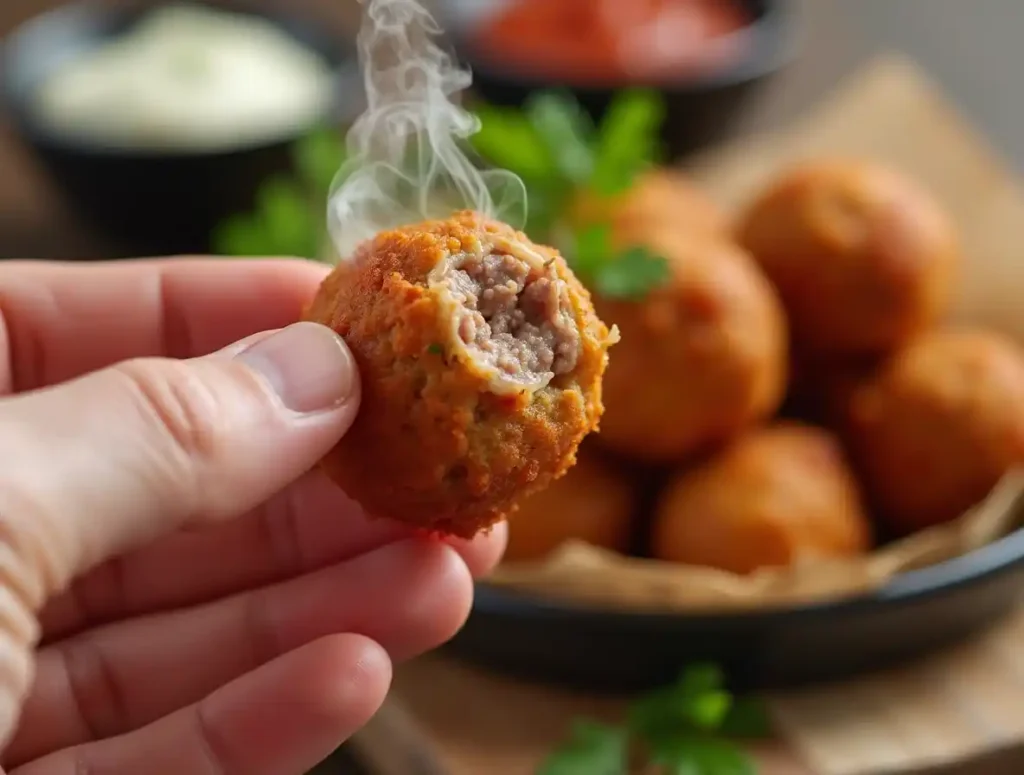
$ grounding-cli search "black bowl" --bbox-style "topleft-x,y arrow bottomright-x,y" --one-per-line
449,493 -> 1024,694
0,2 -> 361,258
440,0 -> 799,160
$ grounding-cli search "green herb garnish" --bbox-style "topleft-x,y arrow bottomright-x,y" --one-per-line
471,89 -> 671,300
537,664 -> 769,775
718,698 -> 772,740
211,125 -> 347,260
590,89 -> 666,197
427,343 -> 444,355
651,736 -> 757,775
471,103 -> 558,183
538,720 -> 629,775
214,90 -> 672,301
293,124 -> 348,195
565,224 -> 671,302
524,91 -> 596,187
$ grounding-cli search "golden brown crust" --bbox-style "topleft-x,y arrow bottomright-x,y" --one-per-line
304,211 -> 617,538
844,328 -> 1024,534
736,158 -> 959,357
503,448 -> 635,561
651,423 -> 872,575
594,231 -> 788,463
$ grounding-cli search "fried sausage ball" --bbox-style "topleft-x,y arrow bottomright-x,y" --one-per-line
844,328 -> 1024,534
570,168 -> 728,240
651,423 -> 871,574
595,230 -> 788,463
736,158 -> 959,357
304,211 -> 619,538
504,449 -> 634,561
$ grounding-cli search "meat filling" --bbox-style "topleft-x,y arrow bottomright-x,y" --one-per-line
443,251 -> 581,387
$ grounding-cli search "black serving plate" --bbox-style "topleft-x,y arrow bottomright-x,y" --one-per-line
0,1 -> 362,258
449,495 -> 1024,693
438,0 -> 799,160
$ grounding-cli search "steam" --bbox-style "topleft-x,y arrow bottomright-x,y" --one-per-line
327,0 -> 527,259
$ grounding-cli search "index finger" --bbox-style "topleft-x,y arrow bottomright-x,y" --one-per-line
0,257 -> 330,393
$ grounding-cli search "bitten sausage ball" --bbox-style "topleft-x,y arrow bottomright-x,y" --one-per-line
844,328 -> 1024,534
736,158 -> 959,357
304,211 -> 619,538
504,449 -> 634,562
595,230 -> 787,463
651,423 -> 872,574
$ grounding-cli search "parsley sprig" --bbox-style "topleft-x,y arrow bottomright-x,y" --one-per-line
471,89 -> 671,300
538,664 -> 770,775
567,223 -> 670,300
212,89 -> 672,302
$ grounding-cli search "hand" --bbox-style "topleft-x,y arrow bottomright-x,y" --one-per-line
0,258 -> 506,775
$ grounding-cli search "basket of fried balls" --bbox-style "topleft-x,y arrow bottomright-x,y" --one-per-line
502,157 -> 1024,589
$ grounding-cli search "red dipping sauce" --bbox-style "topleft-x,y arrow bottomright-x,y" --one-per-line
471,0 -> 754,85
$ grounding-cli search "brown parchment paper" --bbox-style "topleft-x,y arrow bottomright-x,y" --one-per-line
485,55 -> 1024,613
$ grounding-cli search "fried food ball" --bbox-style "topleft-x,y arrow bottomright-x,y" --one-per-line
303,211 -> 619,538
652,423 -> 871,574
736,158 -> 959,357
595,230 -> 788,463
570,168 -> 728,240
844,328 -> 1024,534
504,450 -> 634,561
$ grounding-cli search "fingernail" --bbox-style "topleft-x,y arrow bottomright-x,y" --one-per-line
235,322 -> 356,414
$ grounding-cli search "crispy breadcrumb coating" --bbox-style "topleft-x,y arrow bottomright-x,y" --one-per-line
844,328 -> 1024,534
737,158 -> 959,357
652,423 -> 871,574
304,211 -> 619,537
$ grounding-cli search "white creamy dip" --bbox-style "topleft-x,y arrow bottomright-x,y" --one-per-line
32,4 -> 335,152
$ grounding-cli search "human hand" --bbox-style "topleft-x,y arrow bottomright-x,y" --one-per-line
0,258 -> 506,775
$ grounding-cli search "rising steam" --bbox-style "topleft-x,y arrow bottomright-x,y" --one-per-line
327,0 -> 527,259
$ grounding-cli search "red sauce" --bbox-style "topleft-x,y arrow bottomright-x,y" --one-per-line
471,0 -> 753,85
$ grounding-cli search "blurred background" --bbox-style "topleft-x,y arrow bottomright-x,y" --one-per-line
2,0 -> 1023,262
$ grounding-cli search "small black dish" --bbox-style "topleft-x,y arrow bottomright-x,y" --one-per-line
439,0 -> 799,160
449,497 -> 1024,694
1,2 -> 361,258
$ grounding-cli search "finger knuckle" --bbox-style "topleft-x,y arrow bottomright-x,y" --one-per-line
115,359 -> 226,469
57,635 -> 129,742
0,487 -> 69,609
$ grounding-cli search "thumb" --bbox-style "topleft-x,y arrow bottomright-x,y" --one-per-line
0,321 -> 360,609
